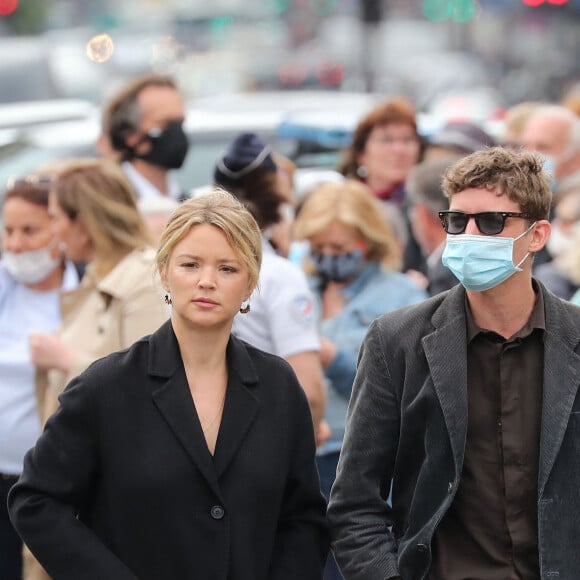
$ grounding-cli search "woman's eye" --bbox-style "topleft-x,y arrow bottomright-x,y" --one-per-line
180,262 -> 198,269
220,266 -> 237,273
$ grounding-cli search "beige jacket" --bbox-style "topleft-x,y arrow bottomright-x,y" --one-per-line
37,247 -> 169,424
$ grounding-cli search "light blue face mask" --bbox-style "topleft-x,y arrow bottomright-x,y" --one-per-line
442,223 -> 536,292
542,155 -> 557,192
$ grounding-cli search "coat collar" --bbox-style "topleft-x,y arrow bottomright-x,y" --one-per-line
148,321 -> 261,494
87,248 -> 157,299
422,285 -> 469,478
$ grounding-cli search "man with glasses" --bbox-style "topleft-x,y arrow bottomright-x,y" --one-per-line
328,147 -> 580,579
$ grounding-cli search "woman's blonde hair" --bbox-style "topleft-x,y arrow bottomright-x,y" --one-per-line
294,179 -> 401,271
156,189 -> 263,291
53,158 -> 153,275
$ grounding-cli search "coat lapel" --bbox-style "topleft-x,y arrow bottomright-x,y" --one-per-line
148,322 -> 222,497
214,337 -> 260,478
422,286 -> 469,476
538,291 -> 580,496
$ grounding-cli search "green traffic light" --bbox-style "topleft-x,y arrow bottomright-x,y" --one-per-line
451,0 -> 476,22
423,0 -> 476,22
423,0 -> 449,21
269,0 -> 291,13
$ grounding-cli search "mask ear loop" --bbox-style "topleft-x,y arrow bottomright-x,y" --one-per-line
513,221 -> 537,270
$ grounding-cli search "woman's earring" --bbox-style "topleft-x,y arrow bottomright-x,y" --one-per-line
164,293 -> 172,305
356,165 -> 368,179
239,301 -> 251,314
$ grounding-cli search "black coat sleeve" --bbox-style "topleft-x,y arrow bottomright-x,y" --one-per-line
8,375 -> 138,580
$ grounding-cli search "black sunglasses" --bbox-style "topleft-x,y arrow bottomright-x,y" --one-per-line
438,211 -> 533,235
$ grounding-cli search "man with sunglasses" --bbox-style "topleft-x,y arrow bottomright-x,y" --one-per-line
328,147 -> 580,579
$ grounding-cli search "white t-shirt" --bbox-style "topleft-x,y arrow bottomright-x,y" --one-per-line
232,240 -> 320,357
0,261 -> 79,474
122,161 -> 182,201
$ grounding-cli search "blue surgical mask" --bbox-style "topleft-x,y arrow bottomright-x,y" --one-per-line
310,249 -> 365,282
442,223 -> 535,292
542,155 -> 557,192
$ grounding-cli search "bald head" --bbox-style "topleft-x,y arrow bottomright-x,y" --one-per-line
521,105 -> 580,181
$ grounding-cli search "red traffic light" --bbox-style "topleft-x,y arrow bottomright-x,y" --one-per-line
521,0 -> 569,5
0,0 -> 18,16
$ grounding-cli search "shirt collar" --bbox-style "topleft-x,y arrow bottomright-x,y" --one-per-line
466,278 -> 546,343
122,161 -> 182,200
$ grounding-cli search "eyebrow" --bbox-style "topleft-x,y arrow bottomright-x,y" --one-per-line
176,253 -> 241,263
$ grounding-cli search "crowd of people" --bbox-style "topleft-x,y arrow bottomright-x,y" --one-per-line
1,72 -> 580,580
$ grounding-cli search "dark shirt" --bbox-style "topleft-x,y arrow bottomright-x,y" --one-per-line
430,283 -> 545,580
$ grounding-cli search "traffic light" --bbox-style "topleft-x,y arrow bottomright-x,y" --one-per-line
521,0 -> 569,4
423,0 -> 477,22
0,0 -> 18,16
360,0 -> 383,24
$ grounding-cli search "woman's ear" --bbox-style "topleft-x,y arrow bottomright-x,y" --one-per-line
158,263 -> 168,291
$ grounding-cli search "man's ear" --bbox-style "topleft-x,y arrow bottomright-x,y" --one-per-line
529,220 -> 551,253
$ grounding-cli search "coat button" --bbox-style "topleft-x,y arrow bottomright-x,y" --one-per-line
448,482 -> 453,494
417,543 -> 428,553
210,505 -> 225,520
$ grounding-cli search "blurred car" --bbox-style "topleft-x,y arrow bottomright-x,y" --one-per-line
0,90 -> 382,207
0,99 -> 97,131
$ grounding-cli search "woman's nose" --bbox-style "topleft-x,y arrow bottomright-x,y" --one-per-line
198,268 -> 217,288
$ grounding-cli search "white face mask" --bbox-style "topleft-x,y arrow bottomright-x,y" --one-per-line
2,246 -> 61,285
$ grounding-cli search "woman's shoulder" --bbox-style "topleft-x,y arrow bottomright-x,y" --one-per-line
364,267 -> 428,299
100,247 -> 161,296
0,262 -> 16,295
232,336 -> 303,396
79,330 -> 153,382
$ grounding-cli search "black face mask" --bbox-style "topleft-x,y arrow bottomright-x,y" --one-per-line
310,249 -> 366,282
135,121 -> 189,169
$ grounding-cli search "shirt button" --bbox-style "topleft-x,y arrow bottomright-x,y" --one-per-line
210,505 -> 225,520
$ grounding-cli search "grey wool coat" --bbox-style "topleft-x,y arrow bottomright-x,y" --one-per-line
328,282 -> 580,580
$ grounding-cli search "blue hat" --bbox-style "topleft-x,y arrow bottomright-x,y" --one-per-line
214,133 -> 277,188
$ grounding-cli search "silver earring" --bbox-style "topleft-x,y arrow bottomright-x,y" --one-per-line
164,293 -> 172,305
239,301 -> 250,314
356,165 -> 368,179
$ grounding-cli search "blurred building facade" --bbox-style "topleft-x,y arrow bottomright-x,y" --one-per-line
0,0 -> 578,108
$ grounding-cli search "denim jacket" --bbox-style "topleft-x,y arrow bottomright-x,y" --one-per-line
309,262 -> 428,454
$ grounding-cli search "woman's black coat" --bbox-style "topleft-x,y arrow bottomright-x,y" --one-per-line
9,321 -> 329,580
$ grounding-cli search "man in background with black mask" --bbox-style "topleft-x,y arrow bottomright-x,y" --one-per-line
100,74 -> 190,202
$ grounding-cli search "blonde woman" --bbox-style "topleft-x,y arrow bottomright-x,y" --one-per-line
294,179 -> 427,580
9,190 -> 328,580
28,158 -> 168,423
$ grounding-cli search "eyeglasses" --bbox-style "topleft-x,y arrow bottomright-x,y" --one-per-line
438,211 -> 533,235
